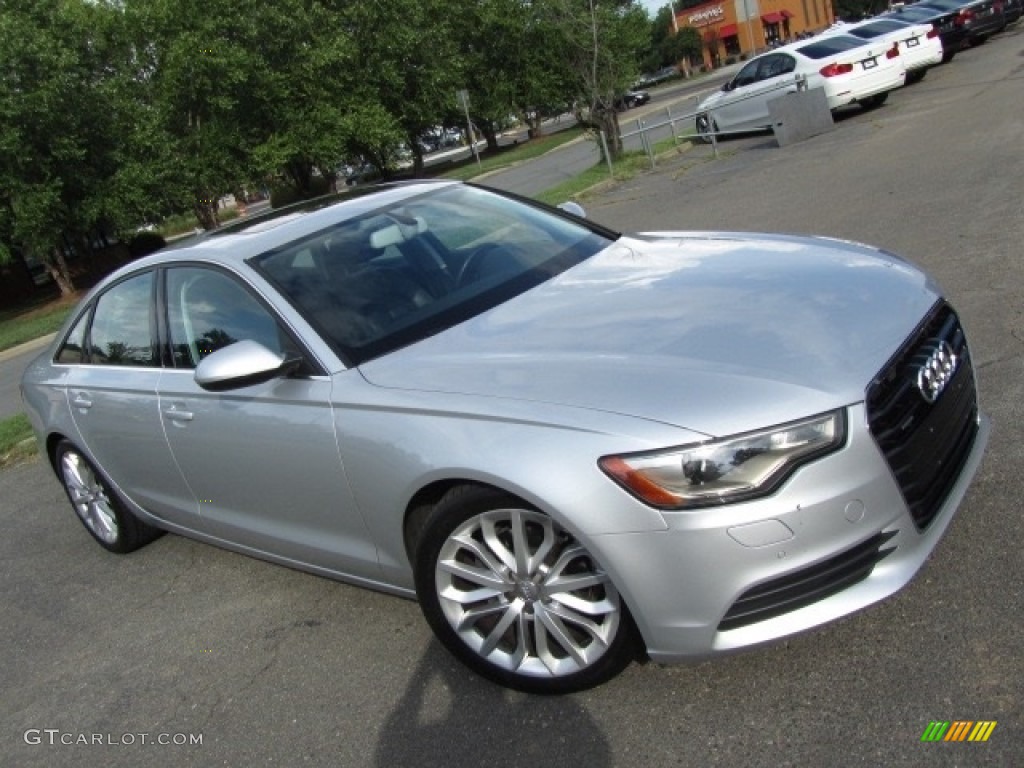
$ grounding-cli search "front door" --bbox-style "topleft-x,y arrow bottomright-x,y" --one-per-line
158,266 -> 381,580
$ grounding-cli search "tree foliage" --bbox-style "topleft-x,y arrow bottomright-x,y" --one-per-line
1,0 -> 665,292
0,0 -> 135,293
544,0 -> 648,158
644,6 -> 701,71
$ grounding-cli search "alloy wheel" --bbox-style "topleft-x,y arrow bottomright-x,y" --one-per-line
434,507 -> 621,679
60,450 -> 119,545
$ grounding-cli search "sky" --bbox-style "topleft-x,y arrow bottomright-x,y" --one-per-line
638,0 -> 674,18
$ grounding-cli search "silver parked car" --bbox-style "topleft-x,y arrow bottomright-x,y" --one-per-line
21,181 -> 989,693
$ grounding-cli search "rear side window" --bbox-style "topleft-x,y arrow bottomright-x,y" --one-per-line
87,272 -> 157,366
797,37 -> 865,59
55,311 -> 90,364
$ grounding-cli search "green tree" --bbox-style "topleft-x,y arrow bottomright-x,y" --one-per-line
545,0 -> 648,159
245,2 -> 374,198
0,0 -> 133,294
122,0 -> 264,230
644,6 -> 701,72
456,0 -> 576,149
343,0 -> 467,177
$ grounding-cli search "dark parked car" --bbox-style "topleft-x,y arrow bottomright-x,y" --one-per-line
1000,0 -> 1022,26
615,90 -> 651,110
913,0 -> 1006,44
880,3 -> 969,60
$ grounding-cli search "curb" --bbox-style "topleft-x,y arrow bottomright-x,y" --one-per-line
0,333 -> 55,364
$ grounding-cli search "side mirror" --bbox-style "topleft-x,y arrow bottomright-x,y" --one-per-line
558,201 -> 587,219
722,81 -> 734,92
194,340 -> 300,391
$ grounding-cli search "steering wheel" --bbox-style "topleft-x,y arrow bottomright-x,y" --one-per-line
456,243 -> 507,288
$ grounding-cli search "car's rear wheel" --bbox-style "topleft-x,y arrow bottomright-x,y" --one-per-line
906,68 -> 928,85
55,440 -> 163,554
859,92 -> 889,110
413,485 -> 637,693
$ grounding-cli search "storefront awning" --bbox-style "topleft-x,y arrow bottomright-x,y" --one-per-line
761,12 -> 784,23
719,23 -> 738,37
781,9 -> 795,18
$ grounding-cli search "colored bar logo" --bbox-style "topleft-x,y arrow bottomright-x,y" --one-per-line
921,721 -> 997,742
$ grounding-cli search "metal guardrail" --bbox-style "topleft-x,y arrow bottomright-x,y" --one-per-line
606,74 -> 808,172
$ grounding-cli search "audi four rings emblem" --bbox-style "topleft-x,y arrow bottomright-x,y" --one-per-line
917,340 -> 958,403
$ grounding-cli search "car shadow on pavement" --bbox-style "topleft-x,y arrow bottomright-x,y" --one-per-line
374,641 -> 611,768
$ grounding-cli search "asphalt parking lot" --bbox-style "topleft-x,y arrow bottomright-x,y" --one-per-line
3,28 -> 1023,768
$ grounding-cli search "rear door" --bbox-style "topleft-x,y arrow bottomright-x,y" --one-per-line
64,269 -> 197,523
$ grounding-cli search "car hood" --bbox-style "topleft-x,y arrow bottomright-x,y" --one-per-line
359,233 -> 940,437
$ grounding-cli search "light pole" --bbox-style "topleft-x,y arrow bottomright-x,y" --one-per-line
743,0 -> 758,57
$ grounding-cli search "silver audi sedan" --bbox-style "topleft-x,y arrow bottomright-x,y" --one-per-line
21,181 -> 989,693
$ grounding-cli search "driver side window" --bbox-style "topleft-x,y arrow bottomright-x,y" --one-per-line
758,54 -> 796,81
166,267 -> 294,369
733,61 -> 761,88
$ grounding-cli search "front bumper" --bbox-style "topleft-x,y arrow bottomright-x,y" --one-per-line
588,402 -> 989,662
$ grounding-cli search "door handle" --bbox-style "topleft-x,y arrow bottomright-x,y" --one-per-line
163,407 -> 194,423
71,393 -> 93,410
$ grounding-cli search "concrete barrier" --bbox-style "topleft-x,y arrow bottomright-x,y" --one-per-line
768,87 -> 835,147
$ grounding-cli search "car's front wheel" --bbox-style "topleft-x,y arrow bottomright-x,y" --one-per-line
55,439 -> 163,554
413,485 -> 637,693
695,113 -> 716,143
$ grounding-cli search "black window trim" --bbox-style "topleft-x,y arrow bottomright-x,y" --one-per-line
52,263 -> 326,378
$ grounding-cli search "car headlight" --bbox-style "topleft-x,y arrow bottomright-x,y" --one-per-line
599,410 -> 846,509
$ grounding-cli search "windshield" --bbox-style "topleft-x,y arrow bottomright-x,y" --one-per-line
251,185 -> 613,365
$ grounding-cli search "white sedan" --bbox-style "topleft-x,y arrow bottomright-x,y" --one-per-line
696,34 -> 906,139
824,18 -> 944,83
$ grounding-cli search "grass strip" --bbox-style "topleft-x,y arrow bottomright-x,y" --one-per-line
0,299 -> 73,353
0,413 -> 36,466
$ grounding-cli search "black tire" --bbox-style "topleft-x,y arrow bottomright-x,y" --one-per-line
859,92 -> 889,110
695,113 -> 715,144
54,439 -> 163,554
905,68 -> 927,85
941,50 -> 956,64
969,34 -> 988,46
412,484 -> 638,693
